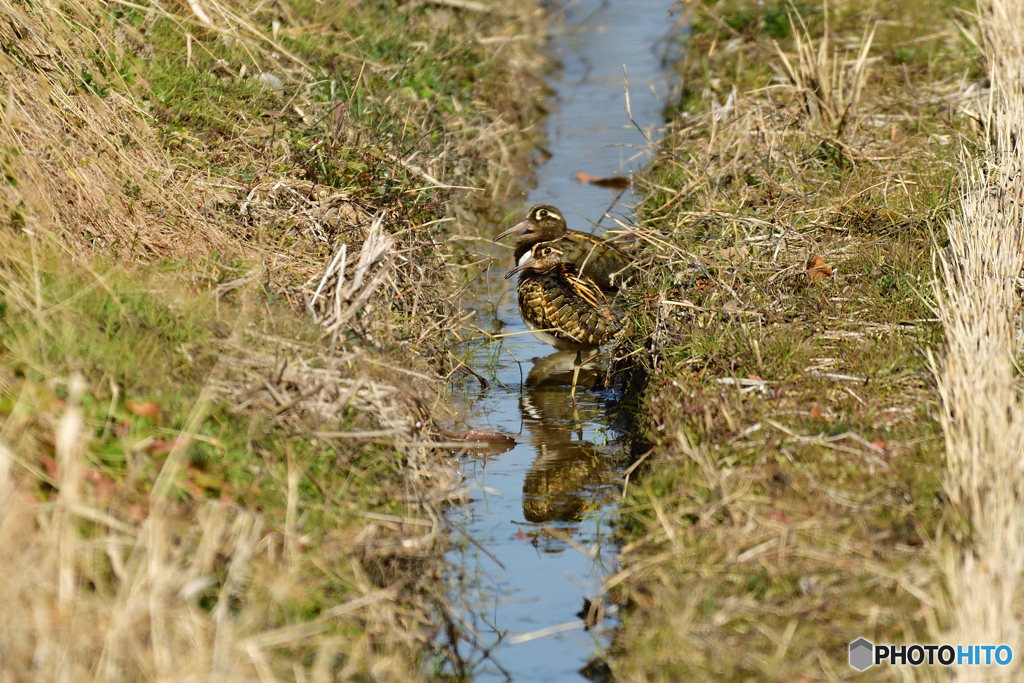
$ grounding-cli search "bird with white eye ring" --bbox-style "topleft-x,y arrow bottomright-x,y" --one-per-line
505,242 -> 629,400
494,204 -> 633,293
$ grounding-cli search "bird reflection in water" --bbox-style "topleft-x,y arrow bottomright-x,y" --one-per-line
519,351 -> 620,540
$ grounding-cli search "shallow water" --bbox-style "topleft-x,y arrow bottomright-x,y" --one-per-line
443,2 -> 681,680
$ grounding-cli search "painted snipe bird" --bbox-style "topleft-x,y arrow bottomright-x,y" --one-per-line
505,243 -> 627,351
494,204 -> 633,292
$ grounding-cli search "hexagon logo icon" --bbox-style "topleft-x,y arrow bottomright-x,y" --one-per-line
849,638 -> 874,671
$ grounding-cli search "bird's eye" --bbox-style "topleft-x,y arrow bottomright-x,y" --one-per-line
537,209 -> 547,219
542,247 -> 551,255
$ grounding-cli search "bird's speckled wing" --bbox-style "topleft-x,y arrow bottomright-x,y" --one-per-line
516,234 -> 634,292
518,272 -> 623,348
559,234 -> 634,292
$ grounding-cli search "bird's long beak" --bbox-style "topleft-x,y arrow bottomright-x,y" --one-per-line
493,219 -> 531,242
505,256 -> 536,279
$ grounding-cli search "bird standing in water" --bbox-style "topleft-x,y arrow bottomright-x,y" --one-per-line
506,243 -> 628,400
494,204 -> 633,292
506,243 -> 626,351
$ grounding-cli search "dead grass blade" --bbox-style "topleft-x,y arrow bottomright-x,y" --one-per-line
775,6 -> 876,137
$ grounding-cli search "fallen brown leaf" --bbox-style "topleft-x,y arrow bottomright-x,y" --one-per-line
147,437 -> 189,455
765,510 -> 793,525
85,469 -> 118,505
39,454 -> 58,479
575,170 -> 630,189
806,255 -> 833,282
127,502 -> 147,521
124,400 -> 161,421
720,246 -> 749,262
452,430 -> 516,444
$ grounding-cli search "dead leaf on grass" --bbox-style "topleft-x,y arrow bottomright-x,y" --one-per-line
127,502 -> 147,521
720,246 -> 749,262
147,437 -> 190,455
85,470 -> 118,505
124,400 -> 161,421
806,255 -> 833,282
39,454 -> 58,478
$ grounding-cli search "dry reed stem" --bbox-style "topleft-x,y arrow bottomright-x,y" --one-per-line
774,6 -> 876,137
931,0 -> 1024,677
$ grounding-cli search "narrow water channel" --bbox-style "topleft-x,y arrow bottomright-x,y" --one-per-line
444,2 -> 681,680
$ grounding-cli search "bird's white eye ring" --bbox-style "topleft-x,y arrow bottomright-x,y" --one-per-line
537,209 -> 547,218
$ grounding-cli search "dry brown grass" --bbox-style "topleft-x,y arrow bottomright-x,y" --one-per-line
0,0 -> 548,679
774,10 -> 876,137
929,0 -> 1024,677
0,0 -> 235,260
605,0 -> 983,678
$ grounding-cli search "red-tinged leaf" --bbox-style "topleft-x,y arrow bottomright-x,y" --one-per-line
39,454 -> 58,478
127,503 -> 147,521
147,437 -> 188,456
452,430 -> 516,444
85,470 -> 118,505
748,374 -> 762,381
514,529 -> 528,541
766,510 -> 794,525
809,407 -> 823,420
575,170 -> 630,189
114,421 -> 130,436
871,440 -> 887,450
806,255 -> 833,282
124,400 -> 161,421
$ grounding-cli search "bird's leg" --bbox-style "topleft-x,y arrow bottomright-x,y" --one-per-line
570,350 -> 603,404
570,349 -> 583,404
